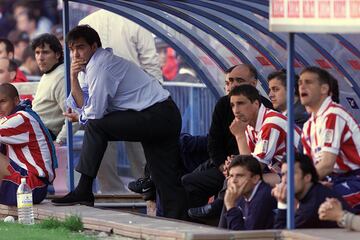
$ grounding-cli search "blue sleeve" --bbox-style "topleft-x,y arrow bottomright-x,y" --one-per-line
225,207 -> 245,230
274,209 -> 287,229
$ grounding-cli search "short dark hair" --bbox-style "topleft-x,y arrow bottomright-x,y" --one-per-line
228,155 -> 263,179
267,69 -> 300,97
283,153 -> 319,183
31,33 -> 63,63
0,38 -> 14,55
8,59 -> 18,72
228,84 -> 261,104
22,46 -> 35,61
66,25 -> 102,48
329,74 -> 340,103
300,66 -> 332,96
0,83 -> 19,100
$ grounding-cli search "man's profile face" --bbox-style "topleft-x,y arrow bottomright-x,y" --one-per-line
34,43 -> 60,73
227,65 -> 257,92
0,59 -> 15,84
298,72 -> 327,110
0,92 -> 18,118
268,78 -> 287,112
69,37 -> 97,64
228,165 -> 257,196
230,94 -> 259,123
280,162 -> 308,199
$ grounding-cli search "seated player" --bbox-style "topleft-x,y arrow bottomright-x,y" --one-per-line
0,83 -> 57,206
299,66 -> 360,210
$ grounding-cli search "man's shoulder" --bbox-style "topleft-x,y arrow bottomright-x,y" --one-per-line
306,183 -> 339,203
260,95 -> 273,109
257,182 -> 273,197
0,111 -> 28,125
262,109 -> 287,128
215,95 -> 230,108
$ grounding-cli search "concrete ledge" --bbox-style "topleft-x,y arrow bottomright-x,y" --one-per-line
1,202 -> 358,240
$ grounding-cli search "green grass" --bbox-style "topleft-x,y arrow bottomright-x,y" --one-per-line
0,216 -> 94,240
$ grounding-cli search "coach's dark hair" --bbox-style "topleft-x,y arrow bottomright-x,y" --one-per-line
229,155 -> 263,179
283,153 -> 319,183
31,33 -> 63,63
66,25 -> 102,48
228,84 -> 261,104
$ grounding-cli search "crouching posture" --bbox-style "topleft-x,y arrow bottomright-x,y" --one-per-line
0,83 -> 56,206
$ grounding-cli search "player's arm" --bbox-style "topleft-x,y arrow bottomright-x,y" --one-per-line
316,152 -> 337,180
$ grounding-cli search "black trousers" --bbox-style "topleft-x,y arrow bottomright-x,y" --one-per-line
181,160 -> 225,208
76,98 -> 188,220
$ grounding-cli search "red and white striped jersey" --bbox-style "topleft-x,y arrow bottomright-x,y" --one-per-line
302,97 -> 360,173
0,110 -> 55,182
246,104 -> 301,174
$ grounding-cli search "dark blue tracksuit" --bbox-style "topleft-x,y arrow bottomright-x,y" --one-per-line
274,182 -> 351,229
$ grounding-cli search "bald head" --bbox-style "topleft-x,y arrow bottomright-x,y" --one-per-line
225,64 -> 258,94
0,83 -> 20,117
0,83 -> 19,100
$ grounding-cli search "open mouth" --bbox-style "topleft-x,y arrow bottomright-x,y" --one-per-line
300,92 -> 308,98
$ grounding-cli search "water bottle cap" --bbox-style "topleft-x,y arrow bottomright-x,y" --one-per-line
21,178 -> 26,183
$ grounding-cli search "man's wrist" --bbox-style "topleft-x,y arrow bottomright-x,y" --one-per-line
55,139 -> 65,145
235,133 -> 246,139
337,211 -> 348,228
277,201 -> 287,209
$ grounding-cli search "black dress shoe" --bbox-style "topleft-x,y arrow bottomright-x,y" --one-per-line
188,199 -> 223,219
188,203 -> 219,218
51,191 -> 95,206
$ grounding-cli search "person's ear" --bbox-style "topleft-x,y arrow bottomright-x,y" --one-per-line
320,83 -> 330,96
304,173 -> 312,183
9,70 -> 16,81
91,42 -> 98,51
55,52 -> 61,61
254,99 -> 260,108
252,174 -> 260,184
8,52 -> 14,59
250,79 -> 257,87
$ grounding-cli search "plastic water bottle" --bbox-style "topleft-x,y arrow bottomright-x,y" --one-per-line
17,178 -> 34,225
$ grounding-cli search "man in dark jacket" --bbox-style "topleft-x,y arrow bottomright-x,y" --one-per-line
273,153 -> 351,228
222,155 -> 276,230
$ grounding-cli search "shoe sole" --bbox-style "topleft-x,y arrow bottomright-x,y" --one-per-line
51,201 -> 94,207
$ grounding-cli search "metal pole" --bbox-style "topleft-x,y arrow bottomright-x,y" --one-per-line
286,32 -> 295,229
62,0 -> 75,191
